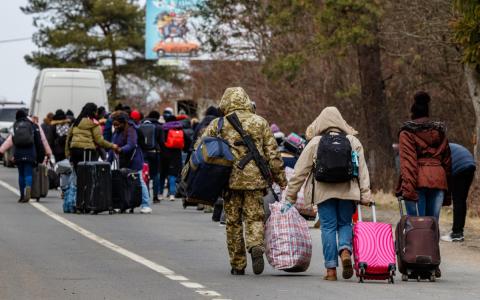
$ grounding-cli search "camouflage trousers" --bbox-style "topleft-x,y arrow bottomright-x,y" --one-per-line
224,189 -> 265,270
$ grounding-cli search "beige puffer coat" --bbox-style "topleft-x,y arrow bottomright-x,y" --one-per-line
286,107 -> 372,205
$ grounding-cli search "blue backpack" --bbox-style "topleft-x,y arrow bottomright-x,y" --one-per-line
186,118 -> 234,205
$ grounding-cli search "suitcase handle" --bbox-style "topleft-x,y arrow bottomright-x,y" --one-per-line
398,196 -> 419,217
357,202 -> 376,223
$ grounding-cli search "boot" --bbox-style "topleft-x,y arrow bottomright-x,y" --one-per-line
323,268 -> 337,281
230,268 -> 245,275
340,249 -> 353,279
250,246 -> 264,275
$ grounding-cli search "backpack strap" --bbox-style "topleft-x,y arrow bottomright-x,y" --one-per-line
217,117 -> 224,136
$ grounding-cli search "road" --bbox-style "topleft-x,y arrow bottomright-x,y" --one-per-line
0,166 -> 479,300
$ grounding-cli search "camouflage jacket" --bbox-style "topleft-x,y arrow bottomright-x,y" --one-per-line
202,87 -> 287,190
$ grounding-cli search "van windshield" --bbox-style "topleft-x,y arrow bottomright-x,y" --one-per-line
0,108 -> 19,122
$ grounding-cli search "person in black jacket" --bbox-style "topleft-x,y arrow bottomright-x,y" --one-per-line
0,110 -> 43,202
140,111 -> 165,203
192,106 -> 221,145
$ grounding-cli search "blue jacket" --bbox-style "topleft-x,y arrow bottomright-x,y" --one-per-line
449,143 -> 476,176
110,123 -> 144,171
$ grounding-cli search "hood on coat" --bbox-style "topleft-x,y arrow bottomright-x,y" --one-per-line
401,118 -> 446,148
75,118 -> 98,130
219,87 -> 254,115
307,106 -> 358,138
51,119 -> 70,126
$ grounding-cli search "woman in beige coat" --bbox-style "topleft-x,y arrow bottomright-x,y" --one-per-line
286,107 -> 372,281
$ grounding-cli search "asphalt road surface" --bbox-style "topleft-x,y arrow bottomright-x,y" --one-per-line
0,165 -> 479,300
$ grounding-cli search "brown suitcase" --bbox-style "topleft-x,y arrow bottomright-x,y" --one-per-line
395,197 -> 440,282
31,163 -> 49,201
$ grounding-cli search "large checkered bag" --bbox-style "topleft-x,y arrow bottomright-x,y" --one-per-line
265,201 -> 312,272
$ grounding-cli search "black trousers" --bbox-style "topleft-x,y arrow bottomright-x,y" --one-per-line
451,168 -> 475,234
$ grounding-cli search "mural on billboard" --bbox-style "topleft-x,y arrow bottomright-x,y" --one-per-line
145,0 -> 202,61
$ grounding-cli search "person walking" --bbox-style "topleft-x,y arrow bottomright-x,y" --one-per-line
41,112 -> 55,150
139,110 -> 164,203
396,91 -> 451,221
441,143 -> 476,242
160,109 -> 188,201
110,112 -> 152,214
201,87 -> 287,275
65,103 -> 118,170
285,106 -> 372,281
51,109 -> 71,162
0,110 -> 47,202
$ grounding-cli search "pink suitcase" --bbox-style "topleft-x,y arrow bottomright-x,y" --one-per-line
353,203 -> 396,283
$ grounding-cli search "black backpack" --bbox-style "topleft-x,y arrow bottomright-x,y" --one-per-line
314,132 -> 354,183
13,119 -> 34,147
138,121 -> 157,151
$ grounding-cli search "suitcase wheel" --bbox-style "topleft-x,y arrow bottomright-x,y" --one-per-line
129,208 -> 134,214
402,274 -> 408,282
429,274 -> 436,282
358,266 -> 366,283
36,198 -> 40,202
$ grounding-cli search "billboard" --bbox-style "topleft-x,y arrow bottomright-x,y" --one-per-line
145,0 -> 202,63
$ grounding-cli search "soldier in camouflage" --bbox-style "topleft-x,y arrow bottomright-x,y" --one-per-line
202,87 -> 287,275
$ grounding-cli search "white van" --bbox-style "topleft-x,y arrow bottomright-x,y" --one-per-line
30,68 -> 109,119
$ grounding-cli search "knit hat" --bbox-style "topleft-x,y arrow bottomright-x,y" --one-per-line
270,123 -> 280,134
53,109 -> 66,121
411,91 -> 430,120
130,110 -> 142,122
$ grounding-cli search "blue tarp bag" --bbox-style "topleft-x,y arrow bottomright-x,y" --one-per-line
63,172 -> 77,213
186,118 -> 234,205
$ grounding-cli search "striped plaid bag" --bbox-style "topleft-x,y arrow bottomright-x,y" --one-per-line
265,201 -> 312,272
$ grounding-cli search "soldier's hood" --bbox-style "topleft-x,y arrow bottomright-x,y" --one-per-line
309,106 -> 358,137
219,87 -> 254,115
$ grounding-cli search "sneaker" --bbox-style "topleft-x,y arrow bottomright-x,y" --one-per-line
140,207 -> 153,214
169,195 -> 175,201
250,246 -> 264,275
24,187 -> 31,202
18,197 -> 24,203
340,249 -> 353,279
230,268 -> 245,275
153,196 -> 160,204
441,232 -> 464,242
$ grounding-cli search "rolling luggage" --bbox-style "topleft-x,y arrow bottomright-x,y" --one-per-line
76,160 -> 113,214
395,197 -> 440,282
47,162 -> 60,189
31,163 -> 49,201
111,168 -> 142,213
353,203 -> 396,283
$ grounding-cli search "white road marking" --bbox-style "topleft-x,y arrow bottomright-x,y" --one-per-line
181,282 -> 205,289
0,179 -> 227,299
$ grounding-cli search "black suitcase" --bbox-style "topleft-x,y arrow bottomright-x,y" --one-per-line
112,169 -> 142,213
395,197 -> 440,282
31,163 -> 49,201
76,161 -> 113,214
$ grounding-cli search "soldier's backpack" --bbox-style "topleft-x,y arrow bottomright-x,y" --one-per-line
13,119 -> 34,147
186,118 -> 234,205
314,131 -> 354,183
165,128 -> 185,149
138,121 -> 157,150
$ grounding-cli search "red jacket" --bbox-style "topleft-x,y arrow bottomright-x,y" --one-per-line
396,118 -> 452,203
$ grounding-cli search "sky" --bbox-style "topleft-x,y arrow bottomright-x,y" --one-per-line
0,0 -> 38,105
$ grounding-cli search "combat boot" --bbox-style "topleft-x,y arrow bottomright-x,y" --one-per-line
230,268 -> 245,275
250,246 -> 264,275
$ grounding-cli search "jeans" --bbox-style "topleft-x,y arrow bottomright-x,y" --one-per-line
17,162 -> 34,197
138,171 -> 150,208
159,174 -> 177,196
406,188 -> 444,221
318,199 -> 356,268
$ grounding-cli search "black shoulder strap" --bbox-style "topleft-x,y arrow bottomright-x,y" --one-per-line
226,113 -> 253,169
217,117 -> 224,136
